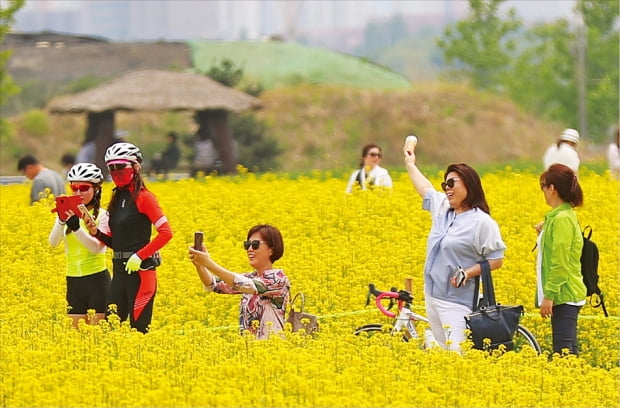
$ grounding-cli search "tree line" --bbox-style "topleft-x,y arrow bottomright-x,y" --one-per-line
436,0 -> 618,143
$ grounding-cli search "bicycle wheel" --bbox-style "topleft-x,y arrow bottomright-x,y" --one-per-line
514,324 -> 541,354
354,324 -> 409,342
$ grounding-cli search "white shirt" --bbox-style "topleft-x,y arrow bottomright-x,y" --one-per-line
345,165 -> 392,193
543,143 -> 580,173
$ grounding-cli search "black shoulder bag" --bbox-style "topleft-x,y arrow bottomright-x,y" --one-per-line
464,260 -> 523,351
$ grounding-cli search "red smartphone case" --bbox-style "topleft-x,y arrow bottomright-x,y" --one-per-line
52,195 -> 83,218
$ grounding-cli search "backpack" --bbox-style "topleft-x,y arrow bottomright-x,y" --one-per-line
580,226 -> 608,317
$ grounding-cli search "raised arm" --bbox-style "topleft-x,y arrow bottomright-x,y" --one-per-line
403,144 -> 434,198
189,244 -> 258,294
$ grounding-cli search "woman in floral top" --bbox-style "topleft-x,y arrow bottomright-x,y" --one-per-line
189,224 -> 290,339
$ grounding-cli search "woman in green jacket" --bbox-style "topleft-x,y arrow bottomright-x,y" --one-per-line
535,163 -> 587,355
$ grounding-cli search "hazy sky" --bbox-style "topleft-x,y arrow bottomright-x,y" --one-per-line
21,0 -> 577,20
14,0 -> 578,41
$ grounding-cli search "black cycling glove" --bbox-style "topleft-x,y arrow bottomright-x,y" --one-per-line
66,215 -> 80,231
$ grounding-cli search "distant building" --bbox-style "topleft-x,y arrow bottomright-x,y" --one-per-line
12,0 -> 570,45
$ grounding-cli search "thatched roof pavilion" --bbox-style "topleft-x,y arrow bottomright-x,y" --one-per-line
47,69 -> 262,174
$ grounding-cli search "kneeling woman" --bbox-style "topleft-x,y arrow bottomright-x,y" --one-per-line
189,224 -> 291,339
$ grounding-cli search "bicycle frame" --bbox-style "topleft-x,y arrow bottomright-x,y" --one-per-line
371,285 -> 429,340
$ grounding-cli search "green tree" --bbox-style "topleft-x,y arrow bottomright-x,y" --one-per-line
438,0 -> 618,143
578,0 -> 619,140
204,59 -> 243,88
0,0 -> 25,142
507,0 -> 618,142
436,0 -> 521,90
507,20 -> 577,125
233,113 -> 282,172
203,60 -> 281,171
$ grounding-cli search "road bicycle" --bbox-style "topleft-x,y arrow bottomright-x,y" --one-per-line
354,280 -> 541,354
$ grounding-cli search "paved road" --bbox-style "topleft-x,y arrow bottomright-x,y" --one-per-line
0,174 -> 192,185
0,176 -> 26,185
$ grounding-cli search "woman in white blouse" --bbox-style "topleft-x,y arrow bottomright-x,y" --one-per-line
345,144 -> 393,193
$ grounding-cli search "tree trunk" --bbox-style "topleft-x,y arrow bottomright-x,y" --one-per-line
197,110 -> 237,174
90,111 -> 115,177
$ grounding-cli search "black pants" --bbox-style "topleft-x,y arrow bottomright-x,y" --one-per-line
107,259 -> 157,333
551,303 -> 581,355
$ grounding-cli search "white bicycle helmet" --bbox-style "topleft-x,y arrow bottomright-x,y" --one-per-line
104,142 -> 143,164
67,163 -> 104,183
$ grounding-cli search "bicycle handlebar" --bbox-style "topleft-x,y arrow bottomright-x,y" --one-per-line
366,284 -> 414,319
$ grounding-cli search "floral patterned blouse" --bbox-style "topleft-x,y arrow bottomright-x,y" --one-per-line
206,269 -> 290,339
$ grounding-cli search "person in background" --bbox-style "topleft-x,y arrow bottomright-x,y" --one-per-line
17,154 -> 65,204
151,131 -> 181,176
191,130 -> 217,177
60,153 -> 76,180
188,224 -> 290,339
85,142 -> 173,333
403,139 -> 506,352
535,164 -> 586,355
49,163 -> 111,328
345,144 -> 393,193
543,128 -> 580,173
113,129 -> 128,144
607,127 -> 620,179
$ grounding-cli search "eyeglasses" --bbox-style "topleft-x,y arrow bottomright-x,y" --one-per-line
368,152 -> 382,158
70,184 -> 92,192
243,240 -> 266,250
108,163 -> 131,172
441,178 -> 461,191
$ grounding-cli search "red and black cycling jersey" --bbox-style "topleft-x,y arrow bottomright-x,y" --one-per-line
95,186 -> 172,259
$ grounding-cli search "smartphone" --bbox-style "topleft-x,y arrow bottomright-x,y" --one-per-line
194,231 -> 204,250
77,204 -> 95,225
454,266 -> 466,288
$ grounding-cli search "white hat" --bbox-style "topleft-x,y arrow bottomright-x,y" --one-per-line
560,128 -> 580,144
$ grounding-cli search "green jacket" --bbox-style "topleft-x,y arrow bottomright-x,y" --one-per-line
539,202 -> 587,305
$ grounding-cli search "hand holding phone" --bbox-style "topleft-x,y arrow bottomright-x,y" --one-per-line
454,266 -> 466,288
77,204 -> 95,226
194,231 -> 204,250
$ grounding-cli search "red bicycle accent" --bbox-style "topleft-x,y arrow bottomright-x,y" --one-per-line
375,292 -> 404,318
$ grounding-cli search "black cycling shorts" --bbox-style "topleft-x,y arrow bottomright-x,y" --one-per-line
66,270 -> 111,314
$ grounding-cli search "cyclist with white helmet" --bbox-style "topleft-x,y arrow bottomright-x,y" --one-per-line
49,163 -> 111,328
86,142 -> 173,333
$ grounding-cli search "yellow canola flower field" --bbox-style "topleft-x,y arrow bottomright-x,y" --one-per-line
1,168 -> 618,408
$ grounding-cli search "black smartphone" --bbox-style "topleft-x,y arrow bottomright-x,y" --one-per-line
194,231 -> 204,250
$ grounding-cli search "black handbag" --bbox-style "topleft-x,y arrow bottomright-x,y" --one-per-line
464,260 -> 523,351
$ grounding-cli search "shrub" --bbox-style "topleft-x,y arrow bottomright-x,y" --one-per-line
20,109 -> 49,137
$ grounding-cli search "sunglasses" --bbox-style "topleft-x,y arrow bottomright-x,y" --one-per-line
70,184 -> 92,192
368,152 -> 382,158
243,240 -> 266,250
108,163 -> 131,172
441,177 -> 461,191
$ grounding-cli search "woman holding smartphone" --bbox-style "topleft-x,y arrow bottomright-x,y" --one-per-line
86,142 -> 173,333
403,137 -> 506,351
188,224 -> 290,339
49,163 -> 111,328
